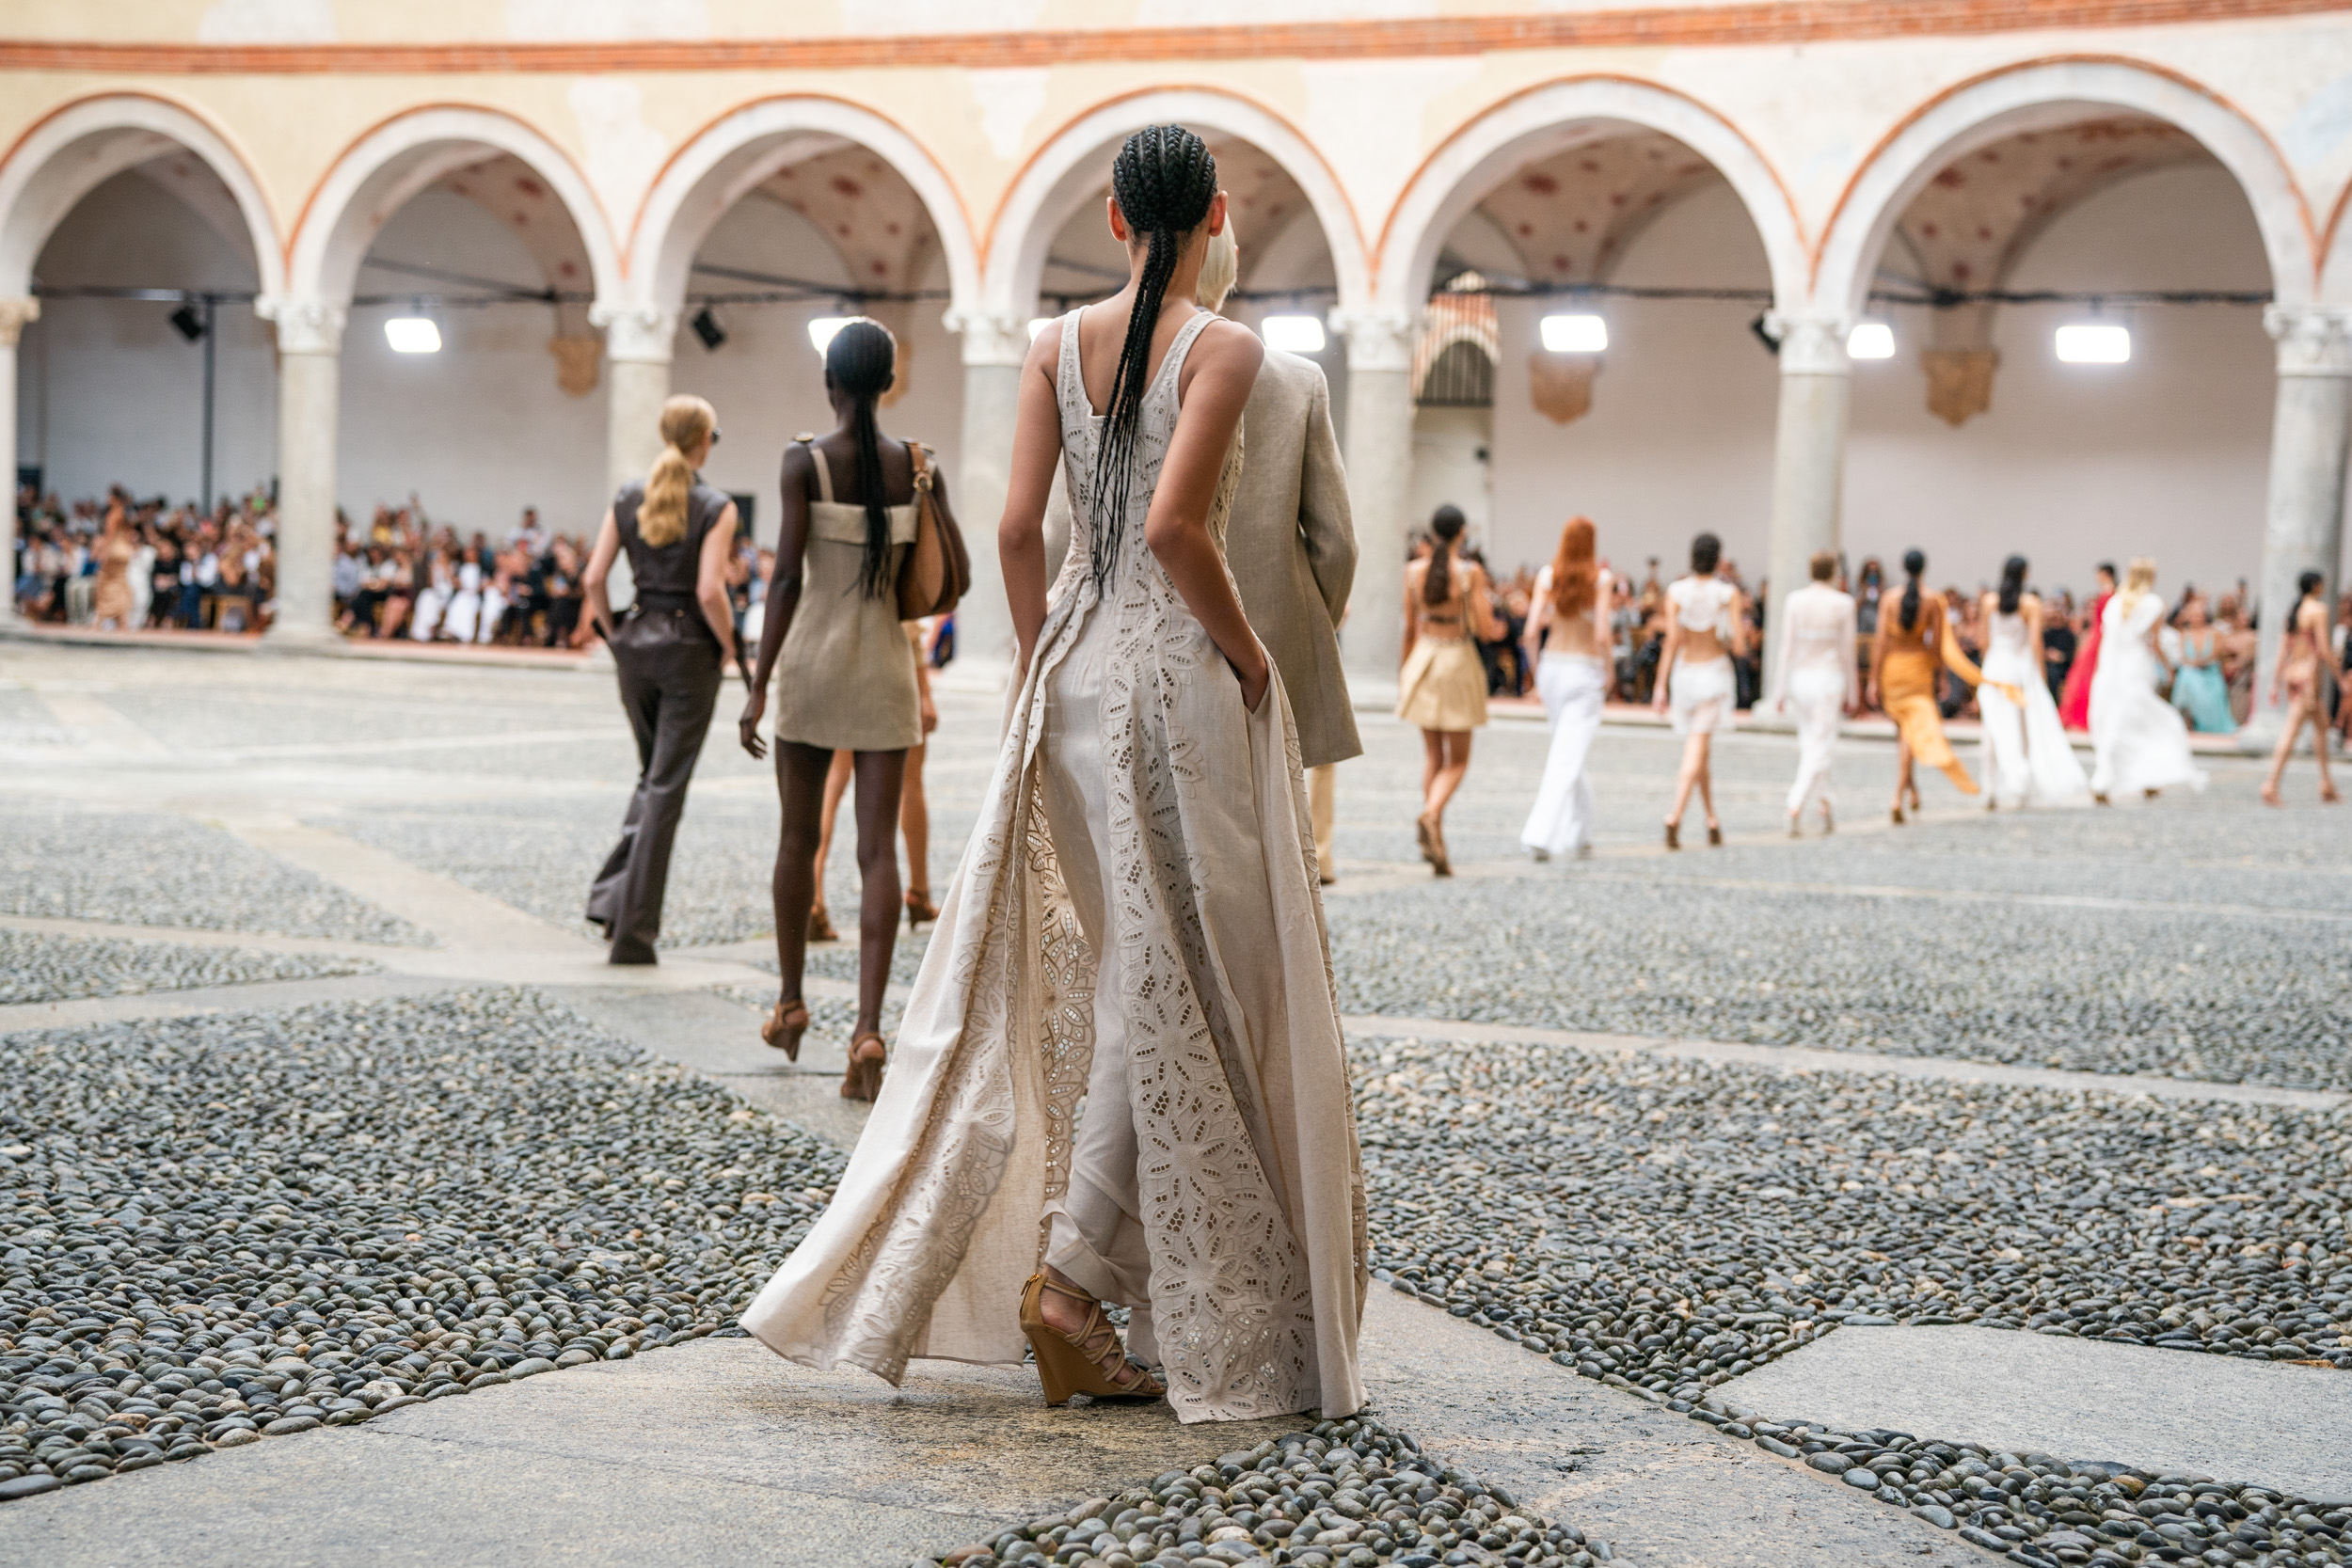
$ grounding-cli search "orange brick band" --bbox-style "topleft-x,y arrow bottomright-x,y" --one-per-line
0,0 -> 2344,74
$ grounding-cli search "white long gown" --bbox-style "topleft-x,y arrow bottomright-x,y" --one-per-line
2089,592 -> 2206,798
1978,607 -> 2090,809
1520,566 -> 1610,857
741,309 -> 1368,1424
1768,582 -> 1857,817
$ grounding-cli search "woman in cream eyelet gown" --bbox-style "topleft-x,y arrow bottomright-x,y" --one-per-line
740,123 -> 1366,1426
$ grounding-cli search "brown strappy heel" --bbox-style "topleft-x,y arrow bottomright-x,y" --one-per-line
905,889 -> 939,931
1019,1274 -> 1165,1406
761,999 -> 809,1061
806,905 -> 837,942
843,1033 -> 886,1101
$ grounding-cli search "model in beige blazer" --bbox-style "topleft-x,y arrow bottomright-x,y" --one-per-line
1224,346 -> 1361,773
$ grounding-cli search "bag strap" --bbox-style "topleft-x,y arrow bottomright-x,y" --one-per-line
792,433 -> 834,504
908,440 -> 933,499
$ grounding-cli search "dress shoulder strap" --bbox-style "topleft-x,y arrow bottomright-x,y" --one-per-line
790,433 -> 836,504
1155,309 -> 1217,404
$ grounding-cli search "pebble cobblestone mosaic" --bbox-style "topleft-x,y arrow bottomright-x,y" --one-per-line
0,990 -> 842,1504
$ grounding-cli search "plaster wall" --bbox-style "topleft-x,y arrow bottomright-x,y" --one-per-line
17,170 -> 277,507
1478,166 -> 2305,605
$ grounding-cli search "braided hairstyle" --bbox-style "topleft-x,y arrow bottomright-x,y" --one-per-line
1998,555 -> 2027,616
1424,506 -> 1466,606
1089,124 -> 1219,587
1899,547 -> 1927,633
823,318 -> 899,598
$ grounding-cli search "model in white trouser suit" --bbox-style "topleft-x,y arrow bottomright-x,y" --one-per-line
1768,568 -> 1859,834
1519,522 -> 1612,859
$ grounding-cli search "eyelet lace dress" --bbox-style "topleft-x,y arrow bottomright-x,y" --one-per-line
740,308 -> 1369,1424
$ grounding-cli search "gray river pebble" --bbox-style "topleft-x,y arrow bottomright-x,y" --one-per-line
914,1414 -> 1609,1568
0,990 -> 842,1501
0,929 -> 377,1006
0,802 -> 427,946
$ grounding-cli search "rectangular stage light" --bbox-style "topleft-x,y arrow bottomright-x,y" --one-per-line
1847,322 -> 1896,359
384,317 -> 441,354
1540,313 -> 1608,354
2056,324 -> 2131,364
1262,315 -> 1327,354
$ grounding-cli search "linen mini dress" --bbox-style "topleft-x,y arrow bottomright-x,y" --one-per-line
771,439 -> 924,753
1396,569 -> 1489,732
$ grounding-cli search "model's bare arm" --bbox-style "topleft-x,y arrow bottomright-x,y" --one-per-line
696,502 -> 741,677
581,510 -> 620,640
1147,319 -> 1271,710
999,321 -> 1070,678
1652,599 -> 1683,711
739,446 -> 813,758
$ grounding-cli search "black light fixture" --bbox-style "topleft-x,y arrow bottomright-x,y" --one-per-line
169,302 -> 208,342
691,306 -> 726,351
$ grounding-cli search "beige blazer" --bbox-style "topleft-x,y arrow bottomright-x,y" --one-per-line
1227,347 -> 1360,768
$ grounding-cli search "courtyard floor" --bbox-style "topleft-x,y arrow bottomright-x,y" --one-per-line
1,639 -> 2347,1568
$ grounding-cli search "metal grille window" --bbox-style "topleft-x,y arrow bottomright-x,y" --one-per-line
1418,339 -> 1496,406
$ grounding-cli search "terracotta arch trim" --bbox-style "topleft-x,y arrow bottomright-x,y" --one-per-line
987,83 -> 1364,275
1815,53 -> 2313,292
289,101 -> 615,282
626,90 -> 976,277
0,87 -> 286,255
1375,72 -> 1804,293
0,0 -> 2341,74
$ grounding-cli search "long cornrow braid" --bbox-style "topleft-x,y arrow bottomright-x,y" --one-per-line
1089,124 -> 1218,588
823,318 -> 898,598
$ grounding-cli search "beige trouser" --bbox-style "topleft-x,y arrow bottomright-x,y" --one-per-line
1310,763 -> 1336,878
1033,629 -> 1159,1365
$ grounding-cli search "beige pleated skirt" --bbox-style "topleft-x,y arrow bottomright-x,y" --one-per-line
1397,636 -> 1488,731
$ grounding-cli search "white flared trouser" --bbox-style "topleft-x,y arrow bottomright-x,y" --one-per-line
1785,665 -> 1846,816
1521,653 -> 1606,856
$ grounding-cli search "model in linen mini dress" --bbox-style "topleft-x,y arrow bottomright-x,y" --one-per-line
739,318 -> 953,1101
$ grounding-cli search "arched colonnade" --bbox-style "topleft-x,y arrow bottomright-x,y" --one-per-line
0,65 -> 2341,720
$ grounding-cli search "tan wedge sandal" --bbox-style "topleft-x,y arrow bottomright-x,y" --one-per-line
760,999 -> 809,1061
1018,1273 -> 1165,1407
842,1032 -> 886,1102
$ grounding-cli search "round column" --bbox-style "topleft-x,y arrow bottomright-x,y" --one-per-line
948,309 -> 1027,686
1332,309 -> 1417,690
2249,305 -> 2352,737
591,303 -> 675,617
261,296 -> 345,647
0,297 -> 40,629
1760,311 -> 1852,703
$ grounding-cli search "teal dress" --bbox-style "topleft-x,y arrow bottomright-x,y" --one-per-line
2170,628 -> 2235,734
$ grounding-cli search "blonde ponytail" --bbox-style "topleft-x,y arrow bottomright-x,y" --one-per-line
639,395 -> 716,548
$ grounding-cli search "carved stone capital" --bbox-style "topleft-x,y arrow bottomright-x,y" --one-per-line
2265,305 -> 2352,377
258,294 -> 346,356
1763,311 -> 1851,376
1329,309 -> 1417,374
0,296 -> 40,348
946,309 -> 1031,368
589,301 -> 677,364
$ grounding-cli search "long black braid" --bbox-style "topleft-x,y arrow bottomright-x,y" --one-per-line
1899,547 -> 1927,634
1089,124 -> 1218,588
824,318 -> 898,598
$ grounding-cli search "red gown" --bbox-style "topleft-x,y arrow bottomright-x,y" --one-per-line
2058,590 -> 2107,732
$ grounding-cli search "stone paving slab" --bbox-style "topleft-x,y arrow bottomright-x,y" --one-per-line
0,1338 -> 1293,1568
1359,1291 -> 1978,1568
1721,1323 -> 2352,1500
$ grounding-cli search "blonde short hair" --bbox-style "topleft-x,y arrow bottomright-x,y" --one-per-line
1196,218 -> 1238,313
